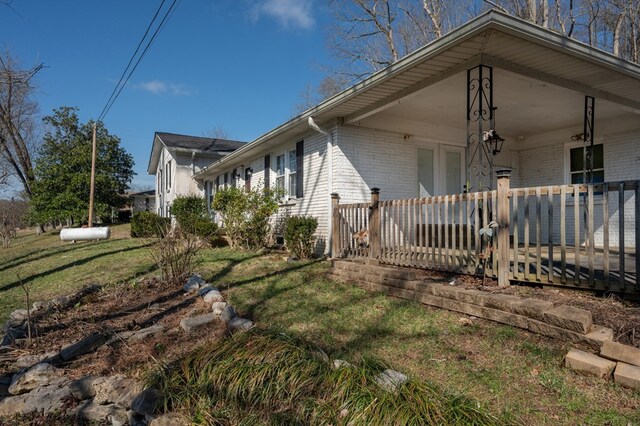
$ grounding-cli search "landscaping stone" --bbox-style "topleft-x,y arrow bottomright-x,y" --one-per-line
585,325 -> 614,344
220,305 -> 236,323
75,400 -> 129,424
613,362 -> 640,390
131,387 -> 161,416
416,292 -> 445,308
128,324 -> 165,342
203,289 -> 224,304
183,275 -> 205,292
32,300 -> 54,312
543,305 -> 592,334
9,363 -> 64,395
51,295 -> 70,308
565,348 -> 616,378
0,381 -> 72,416
180,313 -> 216,333
482,293 -> 523,313
13,351 -> 57,369
198,285 -> 215,296
332,359 -> 354,369
600,340 -> 640,367
528,319 -> 601,350
227,317 -> 254,333
69,375 -> 105,400
60,332 -> 109,361
375,369 -> 408,391
211,301 -> 227,315
10,309 -> 30,322
149,412 -> 191,426
513,298 -> 554,321
93,375 -> 143,409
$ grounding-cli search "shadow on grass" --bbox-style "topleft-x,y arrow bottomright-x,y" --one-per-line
0,239 -> 116,273
0,242 -> 155,293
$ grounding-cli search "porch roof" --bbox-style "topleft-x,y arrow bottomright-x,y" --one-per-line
195,9 -> 640,180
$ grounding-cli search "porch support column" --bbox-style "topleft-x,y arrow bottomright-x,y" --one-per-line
368,188 -> 380,261
331,193 -> 340,257
583,96 -> 595,251
496,169 -> 511,287
466,65 -> 494,193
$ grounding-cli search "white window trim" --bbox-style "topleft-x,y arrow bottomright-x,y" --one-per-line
414,141 -> 465,197
274,147 -> 298,201
563,140 -> 604,185
166,161 -> 172,192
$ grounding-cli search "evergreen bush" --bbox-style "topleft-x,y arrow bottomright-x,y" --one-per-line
284,216 -> 318,259
131,211 -> 170,238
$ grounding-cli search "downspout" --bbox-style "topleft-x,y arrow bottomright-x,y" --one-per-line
308,117 -> 334,256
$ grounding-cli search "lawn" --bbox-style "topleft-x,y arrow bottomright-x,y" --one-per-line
0,224 -> 156,321
0,228 -> 638,424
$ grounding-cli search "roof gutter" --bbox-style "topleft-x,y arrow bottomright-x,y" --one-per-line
308,117 -> 334,255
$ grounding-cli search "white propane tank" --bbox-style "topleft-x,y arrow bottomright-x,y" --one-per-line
60,227 -> 111,242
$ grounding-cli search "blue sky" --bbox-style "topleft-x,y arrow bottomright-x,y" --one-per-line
1,0 -> 336,192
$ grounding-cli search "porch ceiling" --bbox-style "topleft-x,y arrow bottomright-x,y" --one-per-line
367,68 -> 629,139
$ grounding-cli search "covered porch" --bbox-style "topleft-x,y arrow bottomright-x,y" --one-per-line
329,20 -> 640,294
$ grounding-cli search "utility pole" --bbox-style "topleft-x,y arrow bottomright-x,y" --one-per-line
88,122 -> 97,228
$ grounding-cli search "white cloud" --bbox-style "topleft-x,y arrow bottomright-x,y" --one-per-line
251,0 -> 315,30
136,80 -> 194,96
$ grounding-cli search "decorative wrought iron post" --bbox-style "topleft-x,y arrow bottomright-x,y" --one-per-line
466,65 -> 494,193
583,96 -> 595,251
583,96 -> 595,185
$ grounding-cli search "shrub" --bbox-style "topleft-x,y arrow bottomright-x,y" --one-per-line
150,233 -> 203,287
171,195 -> 207,234
212,187 -> 283,249
284,216 -> 318,259
131,211 -> 170,238
193,220 -> 219,244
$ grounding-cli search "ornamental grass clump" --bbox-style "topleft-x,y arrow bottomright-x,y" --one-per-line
149,329 -> 513,425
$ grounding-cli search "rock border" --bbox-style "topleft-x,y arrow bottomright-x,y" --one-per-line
0,273 -> 256,424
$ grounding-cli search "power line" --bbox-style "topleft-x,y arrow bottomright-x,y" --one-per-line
97,0 -> 167,122
97,0 -> 179,122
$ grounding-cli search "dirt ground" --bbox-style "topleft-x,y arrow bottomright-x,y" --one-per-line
0,277 -> 226,379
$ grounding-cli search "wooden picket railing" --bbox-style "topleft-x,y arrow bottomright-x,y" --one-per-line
331,177 -> 640,294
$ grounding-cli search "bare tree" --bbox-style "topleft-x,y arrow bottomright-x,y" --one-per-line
0,52 -> 43,198
0,197 -> 27,248
202,126 -> 230,140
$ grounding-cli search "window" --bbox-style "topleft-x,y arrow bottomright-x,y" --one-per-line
230,168 -> 237,188
288,149 -> 297,197
166,161 -> 172,191
569,144 -> 604,184
276,154 -> 285,192
145,197 -> 150,211
245,167 -> 252,191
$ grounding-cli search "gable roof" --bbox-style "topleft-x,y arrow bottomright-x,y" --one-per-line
196,9 -> 640,179
147,132 -> 246,174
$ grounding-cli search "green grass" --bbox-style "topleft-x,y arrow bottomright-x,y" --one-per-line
1,235 -> 638,425
0,224 -> 157,321
151,329 -> 510,425
194,248 -> 640,426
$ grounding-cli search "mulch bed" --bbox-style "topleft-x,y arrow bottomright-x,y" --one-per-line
0,278 -> 226,379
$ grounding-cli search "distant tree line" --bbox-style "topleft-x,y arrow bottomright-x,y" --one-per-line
0,52 -> 135,247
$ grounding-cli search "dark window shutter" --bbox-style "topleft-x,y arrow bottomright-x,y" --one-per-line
296,140 -> 304,198
215,176 -> 220,190
231,168 -> 237,188
264,155 -> 271,189
224,173 -> 228,187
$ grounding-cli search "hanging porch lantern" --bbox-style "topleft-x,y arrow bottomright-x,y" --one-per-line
483,107 -> 505,156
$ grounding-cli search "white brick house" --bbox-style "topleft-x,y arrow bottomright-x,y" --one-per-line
147,132 -> 245,217
194,10 -> 640,255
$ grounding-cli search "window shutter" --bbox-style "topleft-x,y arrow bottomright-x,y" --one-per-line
224,173 -> 228,187
264,155 -> 271,189
296,141 -> 304,198
245,168 -> 252,191
215,175 -> 220,190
